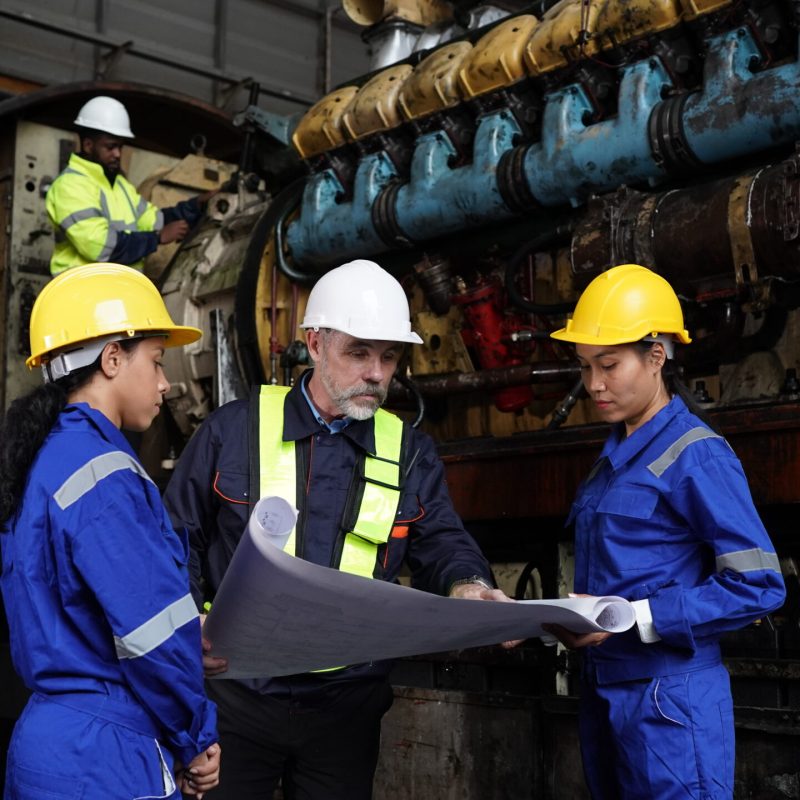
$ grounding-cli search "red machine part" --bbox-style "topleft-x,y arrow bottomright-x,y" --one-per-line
452,280 -> 533,412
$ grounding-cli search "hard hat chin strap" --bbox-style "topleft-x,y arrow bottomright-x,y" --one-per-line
41,331 -> 165,384
42,334 -> 125,384
641,334 -> 675,360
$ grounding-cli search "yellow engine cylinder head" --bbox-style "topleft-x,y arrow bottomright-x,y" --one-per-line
525,0 -> 602,76
292,86 -> 360,159
342,64 -> 414,140
458,15 -> 540,98
399,42 -> 474,120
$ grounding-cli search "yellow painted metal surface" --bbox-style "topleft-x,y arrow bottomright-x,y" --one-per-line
458,15 -> 539,97
343,65 -> 414,139
679,0 -> 732,20
596,0 -> 682,45
291,86 -> 359,159
525,0 -> 602,75
399,42 -> 474,120
343,0 -> 452,25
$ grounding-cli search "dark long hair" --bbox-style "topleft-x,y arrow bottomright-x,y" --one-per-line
0,339 -> 139,525
635,341 -> 717,430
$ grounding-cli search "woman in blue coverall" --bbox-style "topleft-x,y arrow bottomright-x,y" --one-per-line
0,263 -> 220,799
546,264 -> 786,800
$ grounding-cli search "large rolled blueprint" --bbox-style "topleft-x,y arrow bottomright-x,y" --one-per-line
202,497 -> 636,679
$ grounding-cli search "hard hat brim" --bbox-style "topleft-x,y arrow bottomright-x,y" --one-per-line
550,325 -> 692,346
26,324 -> 202,369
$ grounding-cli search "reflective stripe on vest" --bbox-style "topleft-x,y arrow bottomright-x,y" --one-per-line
257,385 -> 404,579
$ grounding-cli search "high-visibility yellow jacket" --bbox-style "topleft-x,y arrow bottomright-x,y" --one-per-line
45,153 -> 163,274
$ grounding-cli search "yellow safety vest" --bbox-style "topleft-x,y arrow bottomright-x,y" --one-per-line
255,385 -> 405,578
45,153 -> 162,274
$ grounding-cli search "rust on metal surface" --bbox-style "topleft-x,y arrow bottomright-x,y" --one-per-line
440,399 -> 800,521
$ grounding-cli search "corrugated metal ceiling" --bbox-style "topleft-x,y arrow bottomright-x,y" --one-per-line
0,0 -> 370,115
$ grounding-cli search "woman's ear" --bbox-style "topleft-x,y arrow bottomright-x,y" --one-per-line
649,342 -> 667,371
99,341 -> 124,378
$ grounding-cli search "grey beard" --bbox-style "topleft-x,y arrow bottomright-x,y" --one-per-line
330,382 -> 387,420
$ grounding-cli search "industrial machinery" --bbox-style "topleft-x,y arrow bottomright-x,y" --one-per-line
2,0 -> 800,791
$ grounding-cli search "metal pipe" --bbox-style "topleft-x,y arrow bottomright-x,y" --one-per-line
213,0 -> 228,106
0,8 -> 314,107
389,361 -> 580,398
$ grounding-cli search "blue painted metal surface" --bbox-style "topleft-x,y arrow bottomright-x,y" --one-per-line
285,29 -> 800,268
522,59 -> 672,206
683,28 -> 800,164
393,111 -> 521,240
285,151 -> 397,268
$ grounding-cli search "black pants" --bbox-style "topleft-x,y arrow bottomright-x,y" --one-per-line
203,678 -> 394,800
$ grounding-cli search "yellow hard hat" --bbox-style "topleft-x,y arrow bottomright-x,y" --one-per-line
27,262 -> 202,370
550,264 -> 691,346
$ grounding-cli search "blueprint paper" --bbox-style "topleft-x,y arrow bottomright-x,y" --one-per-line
203,497 -> 636,679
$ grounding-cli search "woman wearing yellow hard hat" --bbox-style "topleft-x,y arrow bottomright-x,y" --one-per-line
546,264 -> 785,799
0,264 -> 220,798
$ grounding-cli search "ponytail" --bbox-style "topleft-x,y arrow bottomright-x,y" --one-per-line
0,383 -> 67,525
634,341 -> 717,432
0,354 -> 120,525
662,359 -> 718,432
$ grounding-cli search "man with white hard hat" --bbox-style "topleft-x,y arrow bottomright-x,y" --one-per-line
45,95 -> 215,275
164,259 -> 517,800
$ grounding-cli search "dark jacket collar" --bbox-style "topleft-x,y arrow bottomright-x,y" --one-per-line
282,371 -> 378,455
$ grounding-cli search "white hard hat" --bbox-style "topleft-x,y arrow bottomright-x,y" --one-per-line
74,96 -> 134,138
301,260 -> 423,344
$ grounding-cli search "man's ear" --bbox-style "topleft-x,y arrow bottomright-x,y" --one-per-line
99,341 -> 124,378
305,329 -> 321,364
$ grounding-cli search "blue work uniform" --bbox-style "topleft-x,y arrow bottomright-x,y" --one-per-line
570,395 -> 785,799
163,374 -> 492,799
0,404 -> 217,800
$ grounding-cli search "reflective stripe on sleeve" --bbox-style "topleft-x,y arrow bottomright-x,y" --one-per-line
59,207 -> 104,232
54,451 -> 154,510
646,427 -> 725,478
98,228 -> 118,260
716,548 -> 781,574
109,219 -> 138,233
114,593 -> 199,659
136,196 -> 148,216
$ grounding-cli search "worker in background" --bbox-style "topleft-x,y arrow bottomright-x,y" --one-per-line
163,259 -> 518,800
0,263 -> 221,798
45,96 -> 215,275
544,264 -> 786,799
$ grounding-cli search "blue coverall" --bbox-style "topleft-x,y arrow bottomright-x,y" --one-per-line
570,395 -> 785,799
0,404 -> 217,800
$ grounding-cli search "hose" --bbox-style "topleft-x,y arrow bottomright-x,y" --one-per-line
234,178 -> 308,386
505,226 -> 577,316
392,372 -> 425,428
547,377 -> 586,430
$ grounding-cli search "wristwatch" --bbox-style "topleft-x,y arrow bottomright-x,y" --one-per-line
449,575 -> 493,593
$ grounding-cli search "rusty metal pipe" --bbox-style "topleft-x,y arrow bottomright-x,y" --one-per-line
390,361 -> 580,399
570,152 -> 800,295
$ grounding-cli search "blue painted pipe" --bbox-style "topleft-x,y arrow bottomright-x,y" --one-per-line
285,28 -> 800,268
286,151 -> 397,268
393,111 -> 521,240
522,59 -> 672,206
286,111 -> 521,266
682,28 -> 800,164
